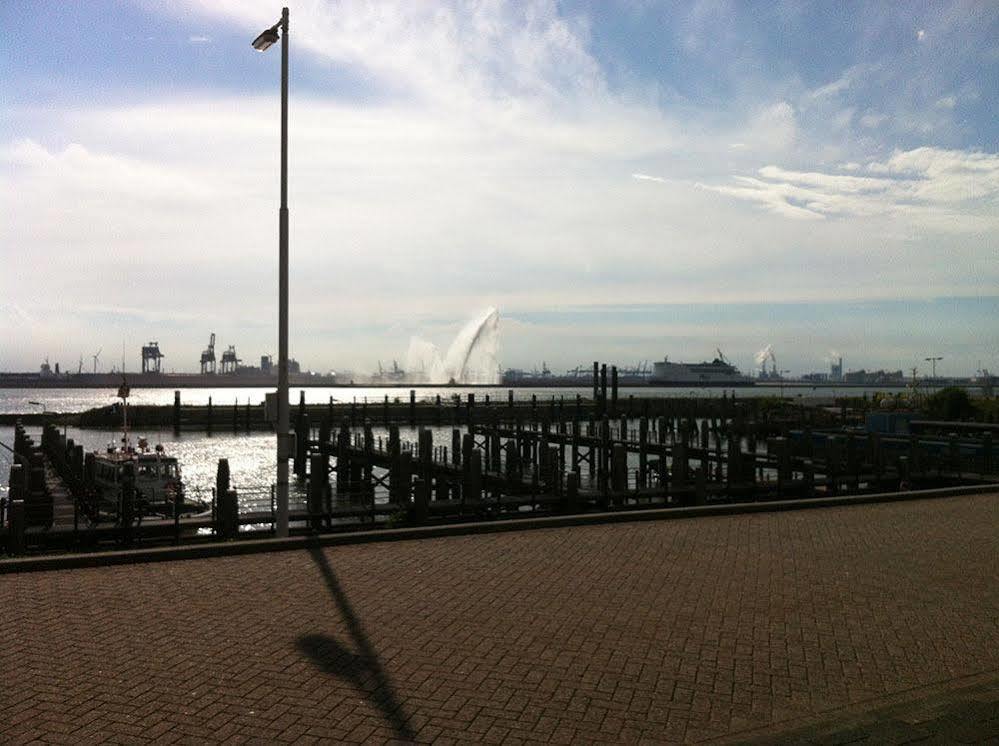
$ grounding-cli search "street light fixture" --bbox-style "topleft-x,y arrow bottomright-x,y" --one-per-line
251,26 -> 280,52
252,7 -> 291,537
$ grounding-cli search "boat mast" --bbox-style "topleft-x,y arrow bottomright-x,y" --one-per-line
117,376 -> 131,450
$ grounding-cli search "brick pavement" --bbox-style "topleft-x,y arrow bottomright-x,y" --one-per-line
1,493 -> 997,744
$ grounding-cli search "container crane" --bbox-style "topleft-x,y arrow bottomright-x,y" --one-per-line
200,333 -> 217,374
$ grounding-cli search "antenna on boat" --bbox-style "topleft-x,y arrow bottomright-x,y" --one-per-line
117,375 -> 131,451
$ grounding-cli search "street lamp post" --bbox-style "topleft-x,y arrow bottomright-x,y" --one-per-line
253,8 -> 290,537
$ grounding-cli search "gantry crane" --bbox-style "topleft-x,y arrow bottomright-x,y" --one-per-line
200,333 -> 217,374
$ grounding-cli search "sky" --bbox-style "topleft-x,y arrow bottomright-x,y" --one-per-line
1,0 -> 997,378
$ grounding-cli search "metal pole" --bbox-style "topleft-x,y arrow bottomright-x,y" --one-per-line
276,6 -> 290,537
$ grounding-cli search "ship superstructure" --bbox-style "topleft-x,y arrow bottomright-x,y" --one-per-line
649,353 -> 754,386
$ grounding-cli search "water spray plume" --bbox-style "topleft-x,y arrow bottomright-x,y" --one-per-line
754,344 -> 773,367
405,307 -> 501,384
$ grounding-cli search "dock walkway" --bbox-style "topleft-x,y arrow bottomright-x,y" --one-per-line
1,491 -> 997,743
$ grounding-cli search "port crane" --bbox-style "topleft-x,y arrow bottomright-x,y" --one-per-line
220,345 -> 240,375
200,333 -> 217,374
924,356 -> 942,379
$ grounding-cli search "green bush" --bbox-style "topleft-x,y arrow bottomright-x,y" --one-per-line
924,387 -> 976,420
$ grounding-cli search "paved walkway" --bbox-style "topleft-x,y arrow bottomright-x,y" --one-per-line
1,493 -> 997,744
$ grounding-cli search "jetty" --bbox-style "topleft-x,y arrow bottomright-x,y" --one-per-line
3,385 -> 996,557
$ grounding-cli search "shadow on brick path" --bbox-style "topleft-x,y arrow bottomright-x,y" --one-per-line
297,546 -> 415,741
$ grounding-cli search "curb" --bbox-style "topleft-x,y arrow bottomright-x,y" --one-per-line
1,483 -> 995,574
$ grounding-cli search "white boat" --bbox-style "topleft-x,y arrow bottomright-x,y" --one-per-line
90,378 -> 202,516
93,440 -> 184,507
649,352 -> 754,386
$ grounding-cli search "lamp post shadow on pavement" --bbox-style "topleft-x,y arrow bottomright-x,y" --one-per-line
297,546 -> 416,741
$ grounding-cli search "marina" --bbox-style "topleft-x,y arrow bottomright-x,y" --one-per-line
3,375 -> 996,556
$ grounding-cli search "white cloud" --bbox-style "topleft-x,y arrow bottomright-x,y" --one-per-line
702,147 -> 999,225
2,0 -> 996,372
860,112 -> 888,129
188,35 -> 212,43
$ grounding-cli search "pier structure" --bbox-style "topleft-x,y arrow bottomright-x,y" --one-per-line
3,395 -> 996,556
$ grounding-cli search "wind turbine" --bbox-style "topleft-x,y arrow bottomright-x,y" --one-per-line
92,348 -> 102,374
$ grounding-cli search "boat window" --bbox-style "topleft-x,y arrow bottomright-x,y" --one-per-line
138,463 -> 155,477
164,463 -> 177,478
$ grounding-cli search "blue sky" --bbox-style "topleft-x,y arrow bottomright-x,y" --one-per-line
1,0 -> 997,378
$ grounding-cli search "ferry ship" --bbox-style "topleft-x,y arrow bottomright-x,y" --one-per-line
649,352 -> 754,386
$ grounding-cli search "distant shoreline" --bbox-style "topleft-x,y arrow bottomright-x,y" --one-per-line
0,380 -> 980,390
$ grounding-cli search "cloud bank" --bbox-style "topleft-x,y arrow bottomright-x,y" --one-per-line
1,0 -> 996,374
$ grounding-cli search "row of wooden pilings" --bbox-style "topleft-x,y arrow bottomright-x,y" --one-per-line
285,404 -> 998,528
5,424 -> 51,541
285,411 -> 808,529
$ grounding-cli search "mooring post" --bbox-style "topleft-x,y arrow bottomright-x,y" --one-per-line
233,398 -> 239,433
363,422 -> 375,506
548,446 -> 561,496
452,429 -> 461,466
592,361 -> 599,407
611,443 -> 627,500
599,417 -> 611,501
490,433 -> 501,474
294,412 -> 309,479
216,458 -> 231,508
726,427 -> 740,485
388,424 -> 400,458
308,453 -> 324,532
396,450 -> 413,508
638,417 -> 648,488
409,389 -> 416,426
673,440 -> 689,484
8,499 -> 26,556
173,390 -> 181,434
466,450 -> 483,503
414,429 -> 432,522
206,396 -> 213,435
336,421 -> 350,500
610,366 -> 618,416
462,433 -> 474,476
600,364 -> 608,418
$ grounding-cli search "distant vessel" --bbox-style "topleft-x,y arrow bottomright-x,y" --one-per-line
649,352 -> 754,386
371,360 -> 407,383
